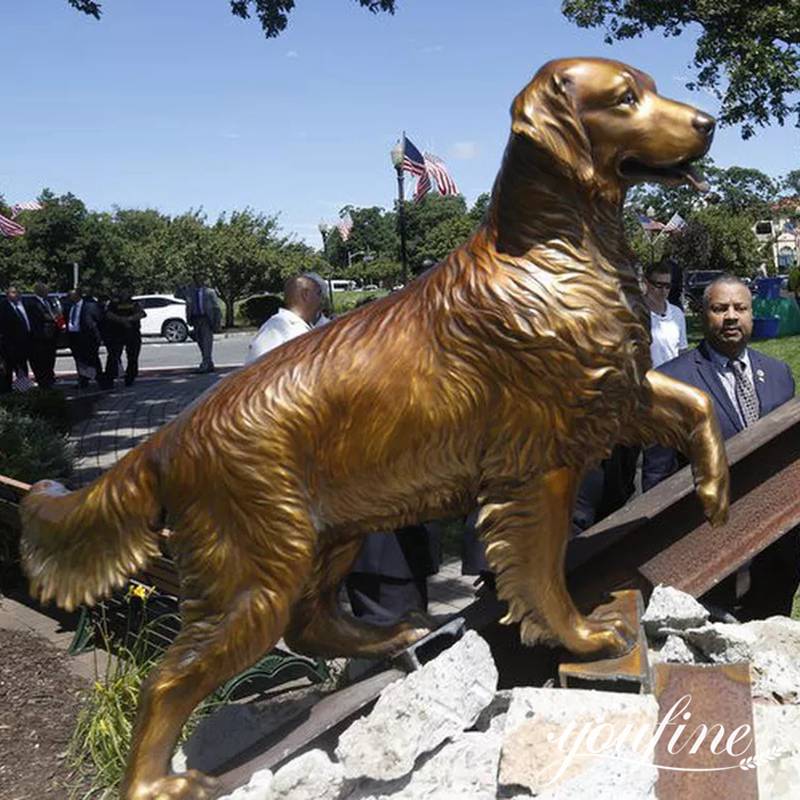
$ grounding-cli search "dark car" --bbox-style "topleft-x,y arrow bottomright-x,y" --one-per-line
684,270 -> 725,313
21,292 -> 70,350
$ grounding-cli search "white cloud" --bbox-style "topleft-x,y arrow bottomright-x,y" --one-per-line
451,141 -> 479,160
421,44 -> 444,54
221,133 -> 241,140
286,50 -> 299,58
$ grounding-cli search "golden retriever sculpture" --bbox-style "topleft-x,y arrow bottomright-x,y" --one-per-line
21,58 -> 728,800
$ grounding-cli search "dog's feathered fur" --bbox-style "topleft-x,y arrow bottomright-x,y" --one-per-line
20,58 -> 728,800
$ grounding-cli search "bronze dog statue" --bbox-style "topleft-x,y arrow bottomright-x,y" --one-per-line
20,58 -> 728,799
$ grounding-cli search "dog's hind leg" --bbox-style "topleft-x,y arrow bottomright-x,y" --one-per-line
285,536 -> 430,659
479,468 -> 635,657
121,558 -> 313,799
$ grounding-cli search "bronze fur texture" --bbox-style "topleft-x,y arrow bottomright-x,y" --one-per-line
20,58 -> 729,800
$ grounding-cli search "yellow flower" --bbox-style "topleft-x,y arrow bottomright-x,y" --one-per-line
126,584 -> 154,601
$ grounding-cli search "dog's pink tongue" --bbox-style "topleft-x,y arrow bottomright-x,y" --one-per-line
685,165 -> 710,193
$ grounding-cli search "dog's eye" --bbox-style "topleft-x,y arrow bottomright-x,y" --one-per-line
618,91 -> 637,107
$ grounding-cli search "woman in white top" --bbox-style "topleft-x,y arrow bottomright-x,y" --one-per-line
643,263 -> 688,368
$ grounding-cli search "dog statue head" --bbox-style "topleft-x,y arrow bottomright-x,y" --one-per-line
509,57 -> 714,203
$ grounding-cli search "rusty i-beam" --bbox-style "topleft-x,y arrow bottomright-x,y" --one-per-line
568,395 -> 800,605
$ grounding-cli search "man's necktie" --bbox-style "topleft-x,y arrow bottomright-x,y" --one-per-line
729,359 -> 759,427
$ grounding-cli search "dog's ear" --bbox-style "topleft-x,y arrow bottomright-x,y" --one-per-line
511,71 -> 594,185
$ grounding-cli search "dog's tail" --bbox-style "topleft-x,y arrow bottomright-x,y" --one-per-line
19,444 -> 164,612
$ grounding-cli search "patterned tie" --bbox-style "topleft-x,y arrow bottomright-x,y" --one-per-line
729,359 -> 759,427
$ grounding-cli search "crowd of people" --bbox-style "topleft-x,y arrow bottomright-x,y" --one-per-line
0,274 -> 223,394
1,263 -> 797,624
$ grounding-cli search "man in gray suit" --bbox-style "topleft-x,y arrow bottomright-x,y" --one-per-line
185,274 -> 221,373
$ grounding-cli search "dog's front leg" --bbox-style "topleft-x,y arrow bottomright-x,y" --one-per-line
632,369 -> 729,526
477,468 -> 636,657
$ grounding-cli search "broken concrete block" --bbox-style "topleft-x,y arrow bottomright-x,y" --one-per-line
336,630 -> 497,781
642,584 -> 709,639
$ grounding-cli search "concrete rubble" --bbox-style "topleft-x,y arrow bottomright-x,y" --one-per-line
206,586 -> 800,799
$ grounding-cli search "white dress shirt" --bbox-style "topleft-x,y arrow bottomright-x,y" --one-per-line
11,300 -> 31,332
245,307 -> 313,364
649,302 -> 687,367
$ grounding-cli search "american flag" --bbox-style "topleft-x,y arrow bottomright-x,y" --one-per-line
337,213 -> 353,242
10,200 -> 43,218
661,213 -> 687,235
636,212 -> 664,233
0,212 -> 26,238
413,170 -> 432,202
400,136 -> 427,177
423,152 -> 458,196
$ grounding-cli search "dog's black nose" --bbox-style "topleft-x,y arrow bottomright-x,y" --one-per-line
693,113 -> 715,137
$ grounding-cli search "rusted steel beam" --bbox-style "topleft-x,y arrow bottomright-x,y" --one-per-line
568,398 -> 800,604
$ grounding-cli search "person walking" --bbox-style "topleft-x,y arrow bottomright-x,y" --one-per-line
25,282 -> 59,389
0,286 -> 32,391
103,287 -> 145,387
185,274 -> 221,373
65,288 -> 106,389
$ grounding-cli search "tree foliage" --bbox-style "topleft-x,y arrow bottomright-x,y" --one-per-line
66,0 -> 397,37
562,0 -> 800,138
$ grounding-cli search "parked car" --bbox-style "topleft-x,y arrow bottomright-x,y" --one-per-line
132,294 -> 189,342
362,284 -> 380,292
684,270 -> 725,312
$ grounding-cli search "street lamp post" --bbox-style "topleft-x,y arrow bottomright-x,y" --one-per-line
317,221 -> 334,308
390,138 -> 409,287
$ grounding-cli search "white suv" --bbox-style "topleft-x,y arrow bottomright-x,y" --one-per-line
133,295 -> 189,342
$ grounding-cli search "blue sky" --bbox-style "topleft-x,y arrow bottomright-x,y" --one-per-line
3,0 -> 798,246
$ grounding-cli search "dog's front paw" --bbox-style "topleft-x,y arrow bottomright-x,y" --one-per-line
696,465 -> 729,527
563,611 -> 637,658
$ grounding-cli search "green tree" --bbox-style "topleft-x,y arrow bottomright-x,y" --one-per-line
403,194 -> 468,273
705,165 -> 777,216
781,169 -> 800,197
667,206 -> 764,276
469,193 -> 491,225
67,0 -> 397,37
562,1 -> 800,138
420,216 -> 475,264
208,209 -> 283,327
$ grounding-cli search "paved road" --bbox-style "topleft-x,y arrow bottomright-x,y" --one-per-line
56,331 -> 253,375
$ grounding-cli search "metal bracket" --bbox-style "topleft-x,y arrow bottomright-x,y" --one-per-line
392,616 -> 466,673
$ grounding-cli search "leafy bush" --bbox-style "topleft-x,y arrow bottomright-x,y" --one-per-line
237,293 -> 282,327
0,406 -> 73,484
0,388 -> 71,434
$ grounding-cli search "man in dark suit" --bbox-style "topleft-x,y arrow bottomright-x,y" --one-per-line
643,275 -> 797,619
185,274 -> 222,373
24,282 -> 59,389
0,286 -> 32,392
65,288 -> 106,389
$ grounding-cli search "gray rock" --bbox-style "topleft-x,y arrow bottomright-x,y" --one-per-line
348,732 -> 502,799
682,617 -> 800,702
753,703 -> 800,799
657,633 -> 702,664
217,768 -> 274,800
271,749 -> 344,800
336,631 -> 498,781
642,584 -> 709,639
498,687 -> 658,797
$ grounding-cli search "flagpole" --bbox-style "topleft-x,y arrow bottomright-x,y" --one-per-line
390,133 -> 409,287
